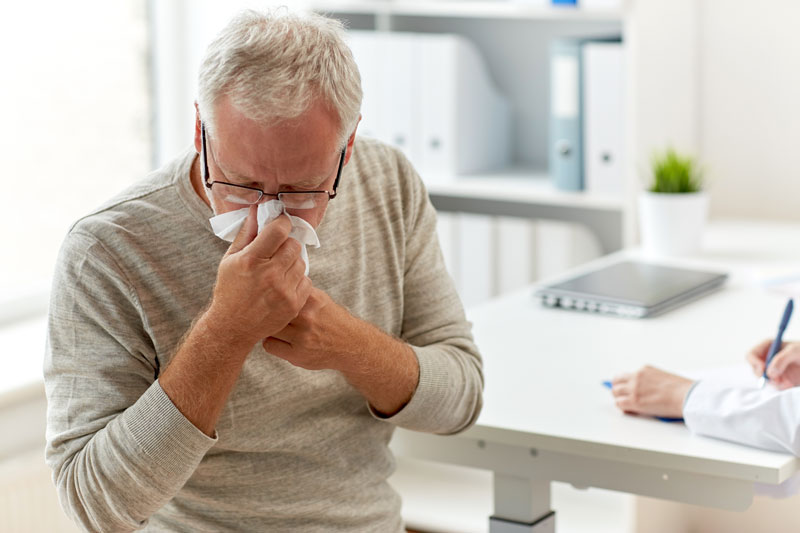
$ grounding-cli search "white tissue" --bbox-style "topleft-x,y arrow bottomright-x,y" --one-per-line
209,200 -> 320,275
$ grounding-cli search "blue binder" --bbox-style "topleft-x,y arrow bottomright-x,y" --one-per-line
550,39 -> 584,191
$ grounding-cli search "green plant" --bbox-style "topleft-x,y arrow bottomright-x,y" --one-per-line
648,148 -> 703,193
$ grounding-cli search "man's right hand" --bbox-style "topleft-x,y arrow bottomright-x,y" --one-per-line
204,205 -> 312,348
747,338 -> 800,389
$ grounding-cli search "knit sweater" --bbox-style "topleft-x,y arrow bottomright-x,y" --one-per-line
44,137 -> 483,532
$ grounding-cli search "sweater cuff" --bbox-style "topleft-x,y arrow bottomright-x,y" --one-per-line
122,380 -> 217,478
367,345 -> 454,431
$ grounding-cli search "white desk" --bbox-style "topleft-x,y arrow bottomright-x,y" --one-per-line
6,220 -> 800,532
391,220 -> 800,532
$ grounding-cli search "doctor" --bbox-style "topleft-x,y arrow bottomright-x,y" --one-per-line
611,338 -> 800,455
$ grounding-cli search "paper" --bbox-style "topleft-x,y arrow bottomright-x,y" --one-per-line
209,200 -> 320,275
760,273 -> 800,299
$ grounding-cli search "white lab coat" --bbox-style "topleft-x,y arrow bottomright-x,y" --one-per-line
684,377 -> 800,497
684,380 -> 800,456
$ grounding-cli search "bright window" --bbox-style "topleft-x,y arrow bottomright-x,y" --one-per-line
0,0 -> 151,300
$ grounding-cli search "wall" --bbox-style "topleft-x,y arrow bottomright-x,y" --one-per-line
700,0 -> 800,220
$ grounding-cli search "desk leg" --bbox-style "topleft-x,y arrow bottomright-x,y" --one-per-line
490,473 -> 556,533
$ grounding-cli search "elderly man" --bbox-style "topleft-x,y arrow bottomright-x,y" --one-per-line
45,9 -> 483,532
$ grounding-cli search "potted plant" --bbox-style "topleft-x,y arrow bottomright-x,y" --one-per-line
638,148 -> 708,256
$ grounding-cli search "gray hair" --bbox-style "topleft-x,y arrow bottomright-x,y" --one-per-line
197,8 -> 362,148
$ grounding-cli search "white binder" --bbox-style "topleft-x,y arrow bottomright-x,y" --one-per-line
583,41 -> 625,195
417,33 -> 511,181
346,31 -> 510,183
383,33 -> 421,163
346,33 -> 383,140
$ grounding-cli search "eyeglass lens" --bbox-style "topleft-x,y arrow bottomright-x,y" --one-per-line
214,183 -> 326,210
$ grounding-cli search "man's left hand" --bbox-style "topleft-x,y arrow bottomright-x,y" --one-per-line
263,287 -> 362,372
263,286 -> 420,416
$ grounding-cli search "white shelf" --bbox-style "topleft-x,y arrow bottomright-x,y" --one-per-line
424,168 -> 625,211
310,1 -> 624,22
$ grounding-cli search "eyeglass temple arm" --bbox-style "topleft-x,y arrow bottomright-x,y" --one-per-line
331,146 -> 346,197
201,122 -> 212,189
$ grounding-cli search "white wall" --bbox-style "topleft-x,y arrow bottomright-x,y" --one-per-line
700,0 -> 800,220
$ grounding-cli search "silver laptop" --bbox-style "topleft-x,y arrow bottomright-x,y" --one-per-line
535,260 -> 728,318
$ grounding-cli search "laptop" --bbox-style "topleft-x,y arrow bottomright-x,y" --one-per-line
535,260 -> 728,318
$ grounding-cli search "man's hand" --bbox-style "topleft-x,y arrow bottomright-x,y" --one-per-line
262,287 -> 356,371
264,287 -> 420,416
205,206 -> 312,348
746,338 -> 800,390
611,366 -> 694,419
160,207 -> 312,436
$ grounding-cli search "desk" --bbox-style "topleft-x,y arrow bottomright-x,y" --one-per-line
391,220 -> 800,533
6,221 -> 800,532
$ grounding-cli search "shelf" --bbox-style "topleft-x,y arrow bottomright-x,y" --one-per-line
309,1 -> 624,22
424,169 -> 626,253
424,168 -> 625,212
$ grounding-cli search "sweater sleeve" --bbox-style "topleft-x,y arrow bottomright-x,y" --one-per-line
370,152 -> 484,435
683,379 -> 800,456
44,230 -> 216,533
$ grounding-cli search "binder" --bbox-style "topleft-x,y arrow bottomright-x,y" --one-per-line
382,34 -> 419,163
347,31 -> 511,183
550,39 -> 583,191
417,34 -> 458,179
346,32 -> 383,140
583,41 -> 625,195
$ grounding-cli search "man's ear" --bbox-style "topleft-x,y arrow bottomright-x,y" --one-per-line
343,115 -> 361,165
193,102 -> 202,154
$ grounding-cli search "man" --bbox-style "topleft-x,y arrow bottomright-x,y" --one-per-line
45,9 -> 483,532
612,339 -> 800,456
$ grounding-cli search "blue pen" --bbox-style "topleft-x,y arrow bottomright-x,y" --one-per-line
760,299 -> 794,388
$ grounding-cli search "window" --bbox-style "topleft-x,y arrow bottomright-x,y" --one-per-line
0,0 -> 151,302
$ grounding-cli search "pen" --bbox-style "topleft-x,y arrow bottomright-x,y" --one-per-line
760,299 -> 794,389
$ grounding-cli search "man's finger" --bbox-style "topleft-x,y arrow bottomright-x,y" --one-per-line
248,214 -> 293,260
263,336 -> 292,356
227,205 -> 259,256
270,324 -> 298,344
283,255 -> 307,285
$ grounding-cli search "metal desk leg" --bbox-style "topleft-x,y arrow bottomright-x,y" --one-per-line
489,473 -> 556,533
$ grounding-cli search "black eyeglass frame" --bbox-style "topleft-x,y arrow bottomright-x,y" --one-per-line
201,121 -> 346,204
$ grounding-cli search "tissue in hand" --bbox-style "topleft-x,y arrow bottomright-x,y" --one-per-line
209,200 -> 320,274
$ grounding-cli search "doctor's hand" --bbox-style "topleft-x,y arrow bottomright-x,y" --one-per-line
205,206 -> 312,348
746,338 -> 800,390
611,366 -> 694,419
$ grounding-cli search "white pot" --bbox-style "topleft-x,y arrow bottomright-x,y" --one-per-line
638,191 -> 709,257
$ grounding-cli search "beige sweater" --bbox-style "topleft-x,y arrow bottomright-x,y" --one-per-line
44,138 -> 483,532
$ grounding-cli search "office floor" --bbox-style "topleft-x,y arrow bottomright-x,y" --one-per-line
392,456 -> 800,533
390,456 -> 634,533
634,493 -> 800,533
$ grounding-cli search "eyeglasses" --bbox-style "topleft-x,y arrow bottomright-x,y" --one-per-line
201,122 -> 346,209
